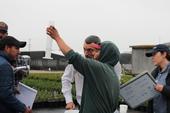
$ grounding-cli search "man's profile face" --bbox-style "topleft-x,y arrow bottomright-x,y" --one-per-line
5,45 -> 20,60
151,51 -> 166,66
83,42 -> 100,60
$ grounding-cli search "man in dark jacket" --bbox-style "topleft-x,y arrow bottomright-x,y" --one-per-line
0,36 -> 32,113
47,26 -> 120,113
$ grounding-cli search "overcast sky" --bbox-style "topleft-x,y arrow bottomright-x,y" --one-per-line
1,0 -> 170,54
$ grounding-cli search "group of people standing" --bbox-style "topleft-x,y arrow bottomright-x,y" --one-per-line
0,21 -> 170,113
0,21 -> 32,113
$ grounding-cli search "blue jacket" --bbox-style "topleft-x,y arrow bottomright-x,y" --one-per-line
0,51 -> 26,113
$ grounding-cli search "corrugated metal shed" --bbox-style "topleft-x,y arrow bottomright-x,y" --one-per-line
130,45 -> 155,74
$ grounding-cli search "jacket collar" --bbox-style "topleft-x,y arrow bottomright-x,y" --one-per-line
0,51 -> 13,64
159,63 -> 170,74
152,63 -> 170,78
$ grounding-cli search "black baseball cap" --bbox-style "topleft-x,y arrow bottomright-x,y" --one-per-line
0,36 -> 26,49
145,44 -> 170,57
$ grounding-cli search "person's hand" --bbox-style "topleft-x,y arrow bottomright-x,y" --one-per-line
155,84 -> 164,92
24,107 -> 32,113
46,25 -> 71,55
65,102 -> 75,110
14,86 -> 20,94
46,26 -> 60,40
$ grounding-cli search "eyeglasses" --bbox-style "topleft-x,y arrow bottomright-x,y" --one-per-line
84,48 -> 100,53
0,30 -> 7,34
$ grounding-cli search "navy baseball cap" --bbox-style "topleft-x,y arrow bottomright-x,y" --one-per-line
145,44 -> 170,57
0,36 -> 26,49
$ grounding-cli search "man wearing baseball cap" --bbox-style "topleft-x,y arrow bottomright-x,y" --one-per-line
0,21 -> 8,39
0,36 -> 32,113
146,44 -> 170,113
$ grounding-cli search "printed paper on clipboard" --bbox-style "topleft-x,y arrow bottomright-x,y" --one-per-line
15,82 -> 37,108
120,71 -> 159,108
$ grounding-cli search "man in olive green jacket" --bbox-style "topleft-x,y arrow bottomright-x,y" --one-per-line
47,26 -> 120,113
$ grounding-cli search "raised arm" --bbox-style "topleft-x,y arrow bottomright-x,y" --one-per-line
46,26 -> 71,55
46,26 -> 108,77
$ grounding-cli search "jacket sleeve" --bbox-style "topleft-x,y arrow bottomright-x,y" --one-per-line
160,72 -> 170,98
0,64 -> 26,113
113,62 -> 121,80
61,64 -> 75,103
162,86 -> 170,98
65,50 -> 103,77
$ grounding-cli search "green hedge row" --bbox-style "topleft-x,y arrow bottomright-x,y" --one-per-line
22,79 -> 62,91
26,73 -> 63,82
22,73 -> 67,102
22,72 -> 133,102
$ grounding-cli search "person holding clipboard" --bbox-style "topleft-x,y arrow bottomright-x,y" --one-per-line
145,44 -> 170,113
0,36 -> 32,113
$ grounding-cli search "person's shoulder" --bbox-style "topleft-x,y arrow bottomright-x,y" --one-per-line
66,64 -> 75,70
65,64 -> 78,72
0,56 -> 8,66
67,64 -> 80,72
66,64 -> 73,67
66,64 -> 83,76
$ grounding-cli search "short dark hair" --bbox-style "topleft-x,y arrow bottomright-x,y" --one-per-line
0,36 -> 26,50
159,51 -> 170,61
85,35 -> 101,44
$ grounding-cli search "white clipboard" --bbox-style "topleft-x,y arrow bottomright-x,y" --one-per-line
120,71 -> 159,108
64,110 -> 79,113
15,82 -> 37,108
